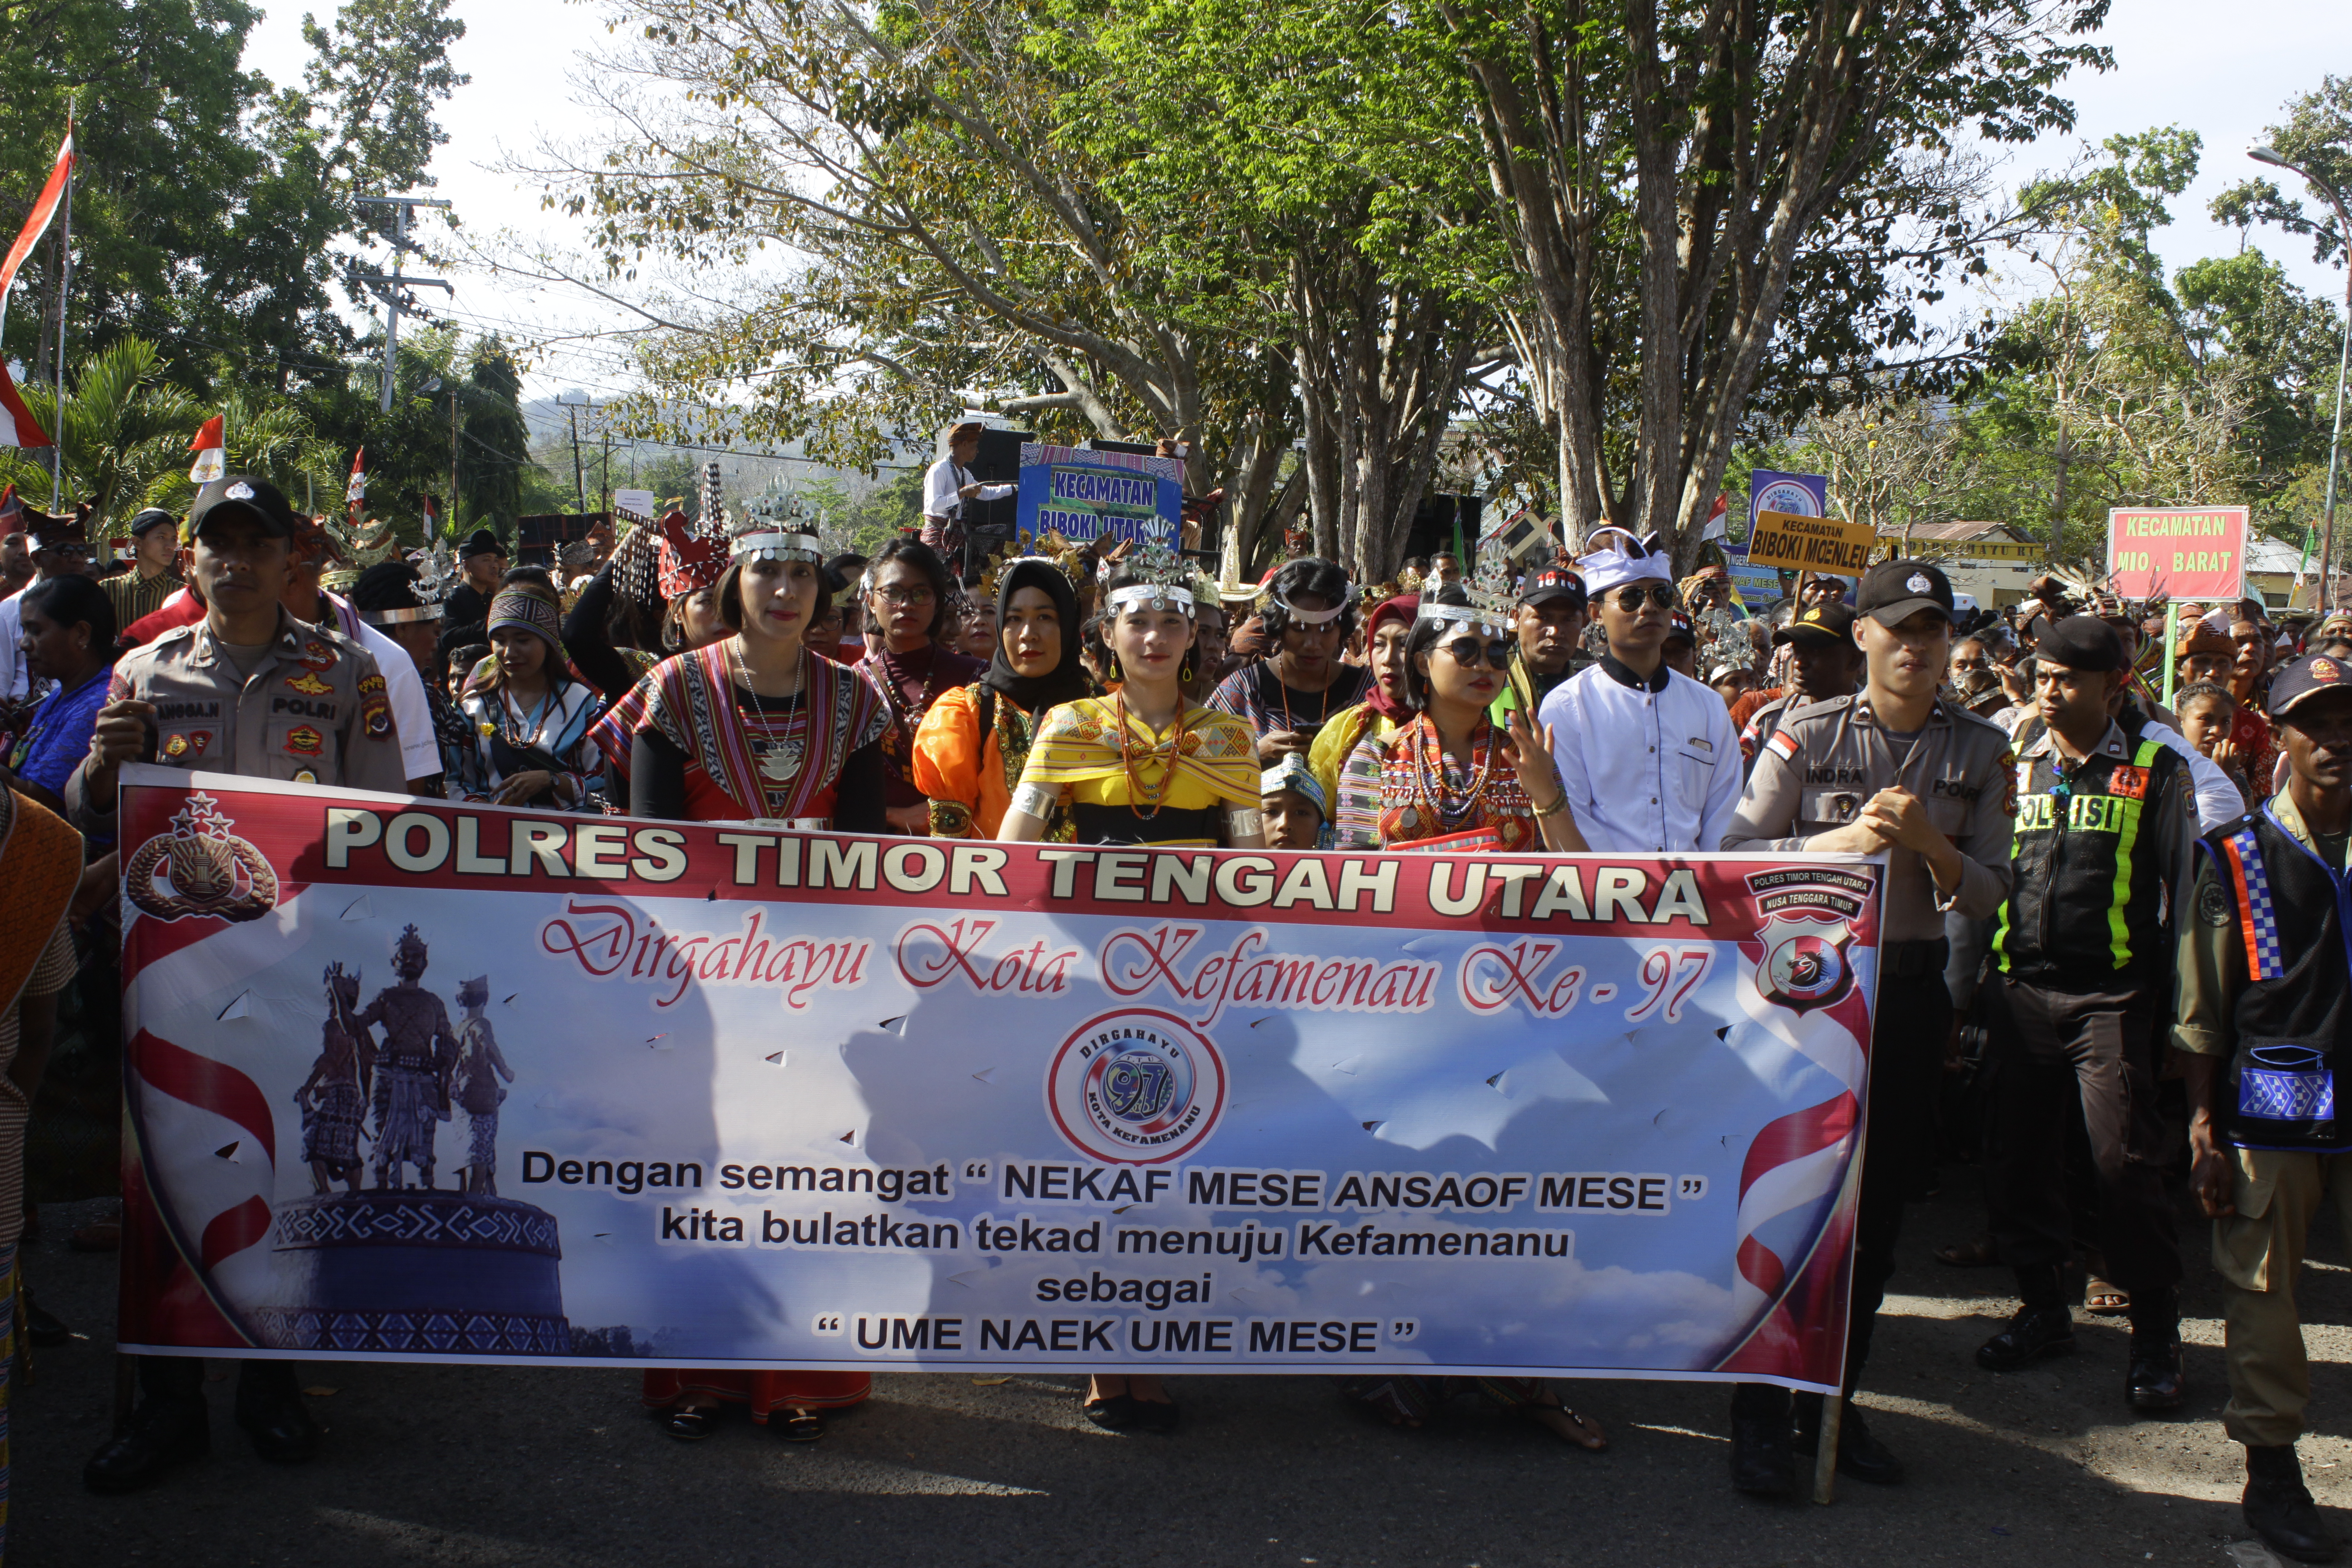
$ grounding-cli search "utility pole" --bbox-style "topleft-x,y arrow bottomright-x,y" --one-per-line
599,429 -> 612,517
558,397 -> 594,511
355,196 -> 453,414
448,384 -> 461,540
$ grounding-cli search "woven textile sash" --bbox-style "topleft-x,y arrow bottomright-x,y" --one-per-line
0,789 -> 81,1014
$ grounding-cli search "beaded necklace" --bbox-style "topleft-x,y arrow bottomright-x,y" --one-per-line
1412,715 -> 1495,828
1115,689 -> 1189,821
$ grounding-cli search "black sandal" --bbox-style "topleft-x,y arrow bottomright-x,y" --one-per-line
775,1410 -> 825,1443
662,1408 -> 716,1441
1084,1393 -> 1138,1430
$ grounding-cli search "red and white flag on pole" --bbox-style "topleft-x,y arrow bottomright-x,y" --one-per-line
188,416 -> 225,483
0,359 -> 52,449
0,126 -> 73,337
345,448 -> 366,509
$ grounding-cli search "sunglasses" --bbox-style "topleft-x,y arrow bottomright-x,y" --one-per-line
1441,637 -> 1513,669
1609,584 -> 1676,612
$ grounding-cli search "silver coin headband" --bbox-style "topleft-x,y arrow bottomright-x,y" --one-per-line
1107,581 -> 1196,615
730,529 -> 823,565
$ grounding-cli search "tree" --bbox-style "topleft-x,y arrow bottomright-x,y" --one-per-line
1423,0 -> 2110,564
2212,76 -> 2352,270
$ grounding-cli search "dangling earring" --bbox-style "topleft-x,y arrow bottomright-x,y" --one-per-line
1106,651 -> 1123,684
1180,658 -> 1194,685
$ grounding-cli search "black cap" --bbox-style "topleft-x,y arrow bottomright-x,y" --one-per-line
1516,565 -> 1586,609
188,475 -> 301,540
127,507 -> 176,538
459,527 -> 507,561
2270,652 -> 2352,721
1772,601 -> 1857,648
1664,608 -> 1695,646
1857,558 -> 1955,627
2031,614 -> 2128,673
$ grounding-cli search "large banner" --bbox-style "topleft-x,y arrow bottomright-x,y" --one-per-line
1014,442 -> 1183,549
118,769 -> 1882,1392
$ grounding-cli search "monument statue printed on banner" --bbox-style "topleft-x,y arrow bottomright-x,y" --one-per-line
357,924 -> 460,1190
293,962 -> 369,1196
453,976 -> 514,1196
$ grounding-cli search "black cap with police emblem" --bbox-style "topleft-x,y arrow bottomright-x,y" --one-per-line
2268,652 -> 2352,721
1772,601 -> 1857,647
1516,565 -> 1586,610
1856,557 -> 1955,627
187,475 -> 301,540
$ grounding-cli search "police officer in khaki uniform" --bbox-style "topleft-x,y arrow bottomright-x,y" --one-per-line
1723,558 -> 2017,1497
78,474 -> 406,1496
2179,653 -> 2352,1564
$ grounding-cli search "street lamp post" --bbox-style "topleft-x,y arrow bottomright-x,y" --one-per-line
2252,144 -> 2352,615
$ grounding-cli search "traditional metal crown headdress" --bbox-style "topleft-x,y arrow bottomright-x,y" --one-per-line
1263,568 -> 1357,627
411,546 -> 459,608
1106,539 -> 1196,616
1417,552 -> 1514,631
729,491 -> 822,566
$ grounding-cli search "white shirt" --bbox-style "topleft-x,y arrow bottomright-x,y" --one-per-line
1540,655 -> 1744,853
2136,718 -> 2244,833
322,591 -> 443,785
0,585 -> 24,700
922,456 -> 1014,521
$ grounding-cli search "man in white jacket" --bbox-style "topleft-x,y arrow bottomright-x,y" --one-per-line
1539,528 -> 1742,853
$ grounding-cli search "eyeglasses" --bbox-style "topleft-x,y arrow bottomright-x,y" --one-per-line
870,585 -> 936,607
1442,637 -> 1513,669
1609,585 -> 1676,612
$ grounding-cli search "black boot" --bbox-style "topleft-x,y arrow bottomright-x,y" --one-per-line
2126,1335 -> 2184,1411
1975,1304 -> 2077,1371
234,1360 -> 321,1463
1728,1384 -> 1794,1497
2247,1444 -> 2341,1563
83,1393 -> 209,1494
1793,1392 -> 1906,1485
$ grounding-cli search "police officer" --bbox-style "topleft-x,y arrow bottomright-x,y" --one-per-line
1723,558 -> 2016,1496
76,474 -> 406,1494
1738,601 -> 1861,774
2180,653 -> 2352,1564
1969,617 -> 2190,1409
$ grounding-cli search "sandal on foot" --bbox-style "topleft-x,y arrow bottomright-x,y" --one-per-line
2085,1276 -> 2131,1316
775,1411 -> 825,1443
662,1408 -> 716,1441
1084,1394 -> 1138,1431
1529,1402 -> 1608,1451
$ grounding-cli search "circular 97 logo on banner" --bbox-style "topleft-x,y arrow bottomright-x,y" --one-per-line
1047,1010 -> 1226,1166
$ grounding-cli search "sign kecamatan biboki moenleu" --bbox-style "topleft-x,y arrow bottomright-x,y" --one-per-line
117,767 -> 1883,1392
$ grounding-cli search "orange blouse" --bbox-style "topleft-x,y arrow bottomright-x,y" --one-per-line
911,682 -> 1023,839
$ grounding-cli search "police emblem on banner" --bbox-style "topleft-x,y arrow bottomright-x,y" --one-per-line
124,792 -> 279,923
1754,914 -> 1857,1015
1046,1009 -> 1225,1165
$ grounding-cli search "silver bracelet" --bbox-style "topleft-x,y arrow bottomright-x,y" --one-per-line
1011,784 -> 1059,820
1225,808 -> 1264,839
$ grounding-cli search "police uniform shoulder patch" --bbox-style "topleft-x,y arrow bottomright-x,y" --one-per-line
1997,748 -> 2019,817
2198,876 -> 2234,928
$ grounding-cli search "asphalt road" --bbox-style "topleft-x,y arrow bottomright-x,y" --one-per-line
12,1178 -> 2346,1568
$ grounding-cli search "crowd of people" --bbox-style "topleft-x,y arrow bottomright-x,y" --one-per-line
6,467 -> 2352,1563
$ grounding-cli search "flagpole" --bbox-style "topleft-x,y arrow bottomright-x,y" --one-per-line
49,103 -> 73,513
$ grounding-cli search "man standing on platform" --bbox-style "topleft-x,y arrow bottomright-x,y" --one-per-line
1722,557 -> 2015,1496
2179,653 -> 2352,1564
921,421 -> 1013,574
76,475 -> 407,1494
1968,617 -> 2190,1412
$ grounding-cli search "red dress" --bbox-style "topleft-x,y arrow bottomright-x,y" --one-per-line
591,642 -> 884,1418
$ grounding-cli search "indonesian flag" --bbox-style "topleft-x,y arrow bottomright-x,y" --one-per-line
345,448 -> 366,508
0,358 -> 51,448
1701,493 -> 1729,542
0,127 -> 74,338
188,415 -> 225,483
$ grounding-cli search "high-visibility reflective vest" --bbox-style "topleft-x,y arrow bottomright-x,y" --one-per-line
1992,736 -> 2182,983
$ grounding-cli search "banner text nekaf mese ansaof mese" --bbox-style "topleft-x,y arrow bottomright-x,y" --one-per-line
116,769 -> 1882,1390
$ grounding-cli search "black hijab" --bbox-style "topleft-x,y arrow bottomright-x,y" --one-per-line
983,558 -> 1089,712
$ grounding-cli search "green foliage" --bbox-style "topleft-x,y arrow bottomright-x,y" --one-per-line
2212,74 -> 2352,268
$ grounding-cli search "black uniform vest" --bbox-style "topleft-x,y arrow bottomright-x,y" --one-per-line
1992,735 -> 2182,986
2204,805 -> 2352,1151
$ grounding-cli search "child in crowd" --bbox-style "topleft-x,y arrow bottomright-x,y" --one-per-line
2175,681 -> 2249,808
1260,752 -> 1326,849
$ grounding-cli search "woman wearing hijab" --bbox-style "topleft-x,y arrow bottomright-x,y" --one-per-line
911,557 -> 1091,839
452,584 -> 606,808
1307,594 -> 1418,811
